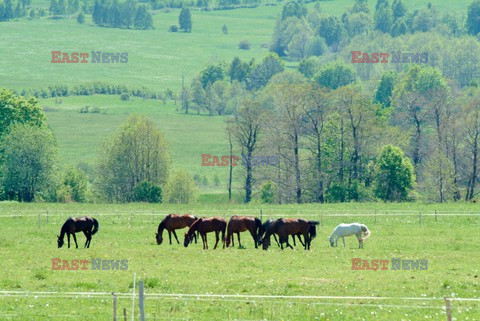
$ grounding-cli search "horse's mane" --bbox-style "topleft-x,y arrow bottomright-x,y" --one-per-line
265,219 -> 282,237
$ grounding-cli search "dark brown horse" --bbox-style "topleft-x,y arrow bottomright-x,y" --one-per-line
156,214 -> 198,245
57,216 -> 99,249
225,216 -> 263,249
261,218 -> 319,250
260,218 -> 305,247
184,217 -> 226,250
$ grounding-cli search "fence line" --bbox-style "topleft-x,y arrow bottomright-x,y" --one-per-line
1,290 -> 479,302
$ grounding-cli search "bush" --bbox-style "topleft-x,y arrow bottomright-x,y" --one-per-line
120,93 -> 130,101
238,40 -> 251,50
62,166 -> 88,202
77,12 -> 85,24
260,180 -> 275,203
133,181 -> 162,203
168,25 -> 178,32
164,170 -> 196,204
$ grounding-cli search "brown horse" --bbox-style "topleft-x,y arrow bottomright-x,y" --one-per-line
259,218 -> 305,247
156,214 -> 198,245
225,216 -> 263,249
261,218 -> 319,250
57,216 -> 99,249
184,217 -> 227,250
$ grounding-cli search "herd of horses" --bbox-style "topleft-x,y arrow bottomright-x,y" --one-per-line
57,214 -> 371,250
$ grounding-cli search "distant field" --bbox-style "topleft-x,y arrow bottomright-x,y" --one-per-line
0,0 -> 472,92
42,95 -> 236,191
0,202 -> 479,320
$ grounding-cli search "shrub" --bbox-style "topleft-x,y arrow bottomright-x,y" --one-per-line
238,40 -> 251,50
260,180 -> 275,203
120,93 -> 130,101
164,170 -> 196,204
168,25 -> 178,32
133,181 -> 162,203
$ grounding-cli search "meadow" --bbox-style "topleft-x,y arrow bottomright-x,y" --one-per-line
0,202 -> 479,320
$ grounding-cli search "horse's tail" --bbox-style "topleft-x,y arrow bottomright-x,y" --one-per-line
361,224 -> 370,241
255,217 -> 263,241
91,218 -> 99,235
309,221 -> 319,240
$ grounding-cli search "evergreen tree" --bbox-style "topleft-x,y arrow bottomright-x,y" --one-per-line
179,7 -> 192,32
467,0 -> 480,35
77,11 -> 84,23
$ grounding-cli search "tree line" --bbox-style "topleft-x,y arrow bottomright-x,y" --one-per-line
0,89 -> 195,203
92,0 -> 153,29
210,59 -> 480,204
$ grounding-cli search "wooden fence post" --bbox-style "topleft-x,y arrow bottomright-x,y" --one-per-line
435,209 -> 438,222
113,293 -> 117,321
46,209 -> 49,224
123,308 -> 127,321
445,297 -> 452,321
419,211 -> 422,226
38,212 -> 40,228
139,280 -> 145,321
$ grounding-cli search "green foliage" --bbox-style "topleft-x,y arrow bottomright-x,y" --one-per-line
238,40 -> 250,50
200,63 -> 226,89
466,0 -> 480,35
134,5 -> 154,30
373,145 -> 415,202
133,180 -> 162,203
392,0 -> 407,20
164,170 -> 196,204
298,56 -> 321,79
0,89 -> 46,149
260,180 -> 275,203
246,53 -> 284,90
1,124 -> 58,202
315,61 -> 357,90
229,57 -> 251,83
179,7 -> 192,32
92,0 -> 153,30
375,71 -> 397,107
374,3 -> 393,33
221,24 -> 228,34
304,35 -> 327,57
281,1 -> 306,21
317,16 -> 346,48
61,166 -> 88,203
95,115 -> 170,203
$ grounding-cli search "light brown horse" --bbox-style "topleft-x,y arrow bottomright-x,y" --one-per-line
184,217 -> 227,250
57,216 -> 99,249
225,216 -> 263,249
156,214 -> 198,245
261,218 -> 319,250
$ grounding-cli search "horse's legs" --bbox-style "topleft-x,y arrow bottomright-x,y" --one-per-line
168,230 -> 172,245
67,233 -> 71,248
231,232 -> 234,247
201,233 -> 207,250
273,234 -> 280,247
237,232 -> 241,248
72,233 -> 78,249
213,231 -> 220,250
172,230 -> 180,244
297,234 -> 305,247
342,237 -> 346,248
291,235 -> 296,246
83,231 -> 89,248
249,230 -> 258,249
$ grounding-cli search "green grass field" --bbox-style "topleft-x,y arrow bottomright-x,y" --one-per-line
0,202 -> 479,320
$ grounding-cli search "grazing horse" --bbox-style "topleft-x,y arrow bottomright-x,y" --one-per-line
259,218 -> 305,247
184,217 -> 227,250
329,223 -> 371,248
225,216 -> 263,249
262,218 -> 319,250
156,214 -> 198,245
57,216 -> 99,249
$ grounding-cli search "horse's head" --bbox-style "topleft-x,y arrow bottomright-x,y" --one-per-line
225,235 -> 231,247
156,233 -> 163,245
329,236 -> 334,247
183,233 -> 191,248
261,237 -> 270,250
57,235 -> 64,248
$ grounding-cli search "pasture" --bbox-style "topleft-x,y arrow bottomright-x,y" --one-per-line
0,202 -> 479,320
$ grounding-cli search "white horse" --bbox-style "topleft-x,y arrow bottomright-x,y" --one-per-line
329,223 -> 371,248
